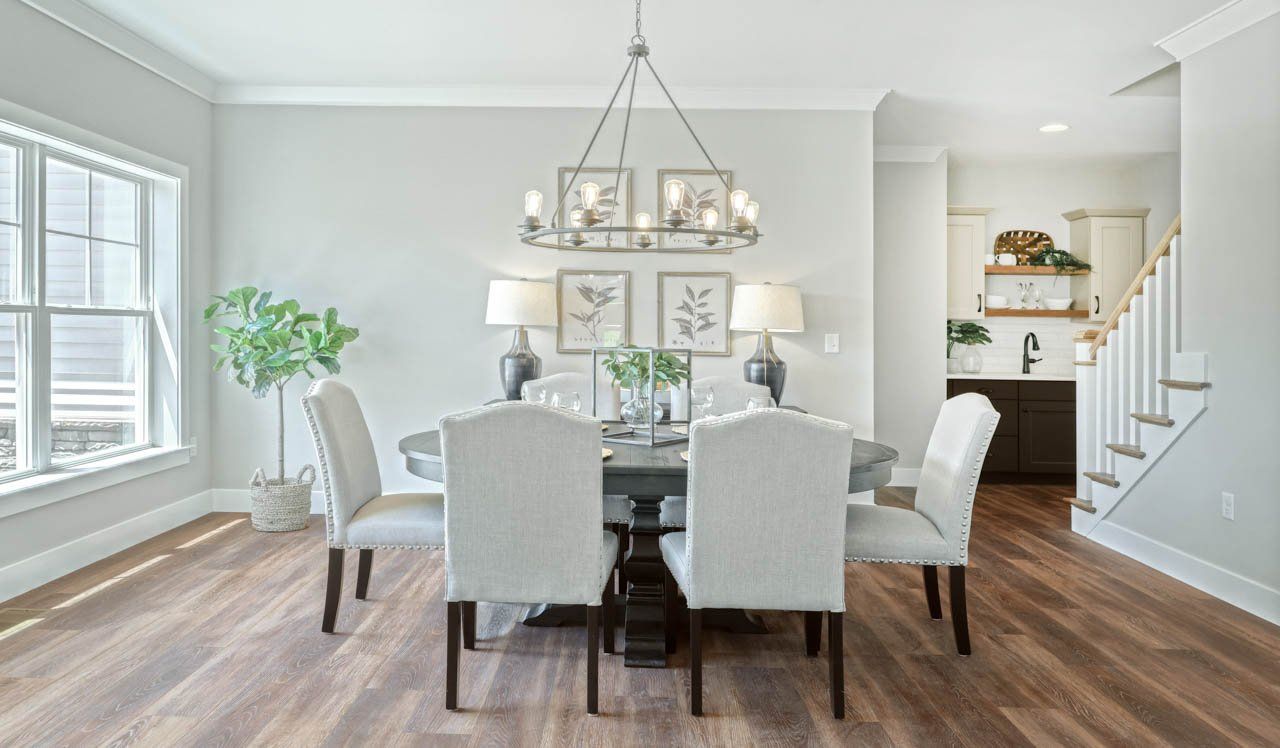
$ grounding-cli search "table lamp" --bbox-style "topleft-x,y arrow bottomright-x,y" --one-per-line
729,282 -> 804,404
486,279 -> 557,400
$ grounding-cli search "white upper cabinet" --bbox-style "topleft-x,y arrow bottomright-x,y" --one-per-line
947,208 -> 989,320
1063,209 -> 1148,321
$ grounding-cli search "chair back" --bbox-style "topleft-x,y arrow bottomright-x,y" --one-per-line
440,401 -> 606,605
684,409 -> 853,612
521,371 -> 619,420
301,379 -> 382,546
690,375 -> 771,415
913,393 -> 1001,564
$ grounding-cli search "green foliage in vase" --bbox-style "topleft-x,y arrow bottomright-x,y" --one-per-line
947,320 -> 992,359
602,350 -> 691,391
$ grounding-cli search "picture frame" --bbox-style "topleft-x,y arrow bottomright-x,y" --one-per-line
556,269 -> 631,353
656,168 -> 733,252
657,272 -> 732,356
556,167 -> 633,250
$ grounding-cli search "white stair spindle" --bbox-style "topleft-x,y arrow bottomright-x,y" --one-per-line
1115,312 -> 1131,448
1169,236 -> 1182,353
1154,255 -> 1171,413
1128,297 -> 1145,428
1076,340 -> 1096,503
1142,273 -> 1159,420
1096,347 -> 1109,472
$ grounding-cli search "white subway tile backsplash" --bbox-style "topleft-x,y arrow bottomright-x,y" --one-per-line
952,317 -> 1093,377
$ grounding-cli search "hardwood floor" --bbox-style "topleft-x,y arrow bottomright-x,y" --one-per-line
1,485 -> 1277,746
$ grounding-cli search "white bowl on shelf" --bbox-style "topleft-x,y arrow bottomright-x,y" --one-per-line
986,294 -> 1009,309
1045,298 -> 1073,310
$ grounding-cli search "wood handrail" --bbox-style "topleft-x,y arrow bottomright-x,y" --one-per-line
1088,214 -> 1181,359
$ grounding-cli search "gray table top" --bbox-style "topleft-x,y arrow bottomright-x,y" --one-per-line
398,426 -> 899,494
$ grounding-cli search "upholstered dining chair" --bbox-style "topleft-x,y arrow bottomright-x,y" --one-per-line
660,375 -> 773,530
522,371 -> 631,592
301,379 -> 446,634
440,401 -> 617,714
843,393 -> 999,656
661,408 -> 854,718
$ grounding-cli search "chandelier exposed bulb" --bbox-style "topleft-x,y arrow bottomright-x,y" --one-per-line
729,189 -> 754,232
699,207 -> 721,246
567,208 -> 587,246
634,211 -> 654,248
745,200 -> 760,227
578,182 -> 604,226
663,179 -> 689,227
520,189 -> 543,231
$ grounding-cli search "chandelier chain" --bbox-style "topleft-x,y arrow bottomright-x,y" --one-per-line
635,0 -> 642,39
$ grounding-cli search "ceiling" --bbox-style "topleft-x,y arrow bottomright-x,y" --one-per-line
52,0 -> 1223,161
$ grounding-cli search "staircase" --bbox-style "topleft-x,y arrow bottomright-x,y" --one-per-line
1067,215 -> 1211,530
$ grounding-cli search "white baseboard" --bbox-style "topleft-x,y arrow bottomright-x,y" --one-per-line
1088,520 -> 1280,626
212,487 -> 324,514
0,489 -> 212,603
889,468 -> 920,487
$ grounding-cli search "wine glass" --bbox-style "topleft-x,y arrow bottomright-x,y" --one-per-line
690,385 -> 715,421
746,395 -> 776,410
522,382 -> 547,404
550,391 -> 581,413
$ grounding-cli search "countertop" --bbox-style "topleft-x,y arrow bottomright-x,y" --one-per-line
947,371 -> 1075,382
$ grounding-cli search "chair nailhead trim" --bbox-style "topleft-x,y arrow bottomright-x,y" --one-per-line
331,543 -> 445,551
302,380 -> 340,546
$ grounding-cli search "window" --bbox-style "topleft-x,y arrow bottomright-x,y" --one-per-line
0,122 -> 178,484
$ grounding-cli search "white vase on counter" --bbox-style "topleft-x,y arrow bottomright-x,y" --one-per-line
959,345 -> 984,374
947,356 -> 962,374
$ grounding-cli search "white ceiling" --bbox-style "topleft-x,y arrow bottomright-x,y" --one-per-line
53,0 -> 1223,160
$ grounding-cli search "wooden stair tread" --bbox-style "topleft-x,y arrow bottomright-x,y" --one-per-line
1132,413 -> 1174,427
1159,379 -> 1210,391
1083,471 -> 1120,488
1062,496 -> 1097,514
1074,360 -> 1097,366
1106,443 -> 1146,459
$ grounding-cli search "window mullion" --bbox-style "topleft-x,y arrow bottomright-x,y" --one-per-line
30,145 -> 48,472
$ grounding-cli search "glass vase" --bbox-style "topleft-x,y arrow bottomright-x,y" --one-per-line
621,383 -> 664,430
960,345 -> 984,374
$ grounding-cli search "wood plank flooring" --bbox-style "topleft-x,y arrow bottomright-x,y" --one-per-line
1,484 -> 1277,746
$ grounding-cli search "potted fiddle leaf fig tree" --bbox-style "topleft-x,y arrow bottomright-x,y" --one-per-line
206,287 -> 360,532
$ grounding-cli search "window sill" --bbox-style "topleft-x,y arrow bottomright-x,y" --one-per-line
0,445 -> 193,520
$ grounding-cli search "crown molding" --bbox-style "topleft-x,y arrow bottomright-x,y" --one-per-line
19,0 -> 217,101
874,145 -> 947,163
1155,0 -> 1280,61
213,84 -> 890,110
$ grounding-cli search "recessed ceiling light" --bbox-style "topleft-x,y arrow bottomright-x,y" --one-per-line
1039,123 -> 1070,133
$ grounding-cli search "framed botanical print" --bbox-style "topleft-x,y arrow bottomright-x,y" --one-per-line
656,168 -> 732,251
556,269 -> 631,353
657,272 -> 732,356
557,167 -> 632,249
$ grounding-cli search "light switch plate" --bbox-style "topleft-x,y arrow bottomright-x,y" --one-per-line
824,333 -> 839,353
1221,492 -> 1235,520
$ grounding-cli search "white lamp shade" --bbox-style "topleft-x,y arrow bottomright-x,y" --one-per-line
729,283 -> 804,332
485,280 -> 557,327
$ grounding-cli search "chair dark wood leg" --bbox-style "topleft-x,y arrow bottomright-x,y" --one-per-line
664,566 -> 678,654
587,605 -> 600,715
446,601 -> 460,710
616,523 -> 629,594
321,548 -> 343,633
923,564 -> 942,620
804,611 -> 822,656
690,609 -> 703,716
829,611 -> 845,719
461,601 -> 476,650
355,549 -> 373,600
602,582 -> 615,654
950,565 -> 971,655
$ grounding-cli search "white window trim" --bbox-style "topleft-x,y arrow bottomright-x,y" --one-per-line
0,97 -> 187,511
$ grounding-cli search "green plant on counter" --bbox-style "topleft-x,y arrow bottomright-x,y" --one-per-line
601,349 -> 691,390
947,320 -> 992,359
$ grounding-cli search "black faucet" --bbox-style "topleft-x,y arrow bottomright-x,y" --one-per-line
1023,332 -> 1042,374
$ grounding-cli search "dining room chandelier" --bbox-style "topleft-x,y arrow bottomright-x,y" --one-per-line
518,0 -> 761,252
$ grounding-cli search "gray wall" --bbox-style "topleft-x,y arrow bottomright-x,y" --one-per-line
0,0 -> 212,568
1107,15 -> 1280,593
873,154 -> 947,477
211,106 -> 875,492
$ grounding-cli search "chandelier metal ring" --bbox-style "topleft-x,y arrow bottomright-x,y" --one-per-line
520,225 -> 759,252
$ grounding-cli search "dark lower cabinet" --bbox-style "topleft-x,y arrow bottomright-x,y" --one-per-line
948,378 -> 1075,477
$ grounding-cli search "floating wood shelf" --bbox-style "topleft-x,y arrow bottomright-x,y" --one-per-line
984,265 -> 1088,276
985,308 -> 1089,318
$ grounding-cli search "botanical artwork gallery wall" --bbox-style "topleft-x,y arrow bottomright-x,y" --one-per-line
212,106 -> 874,493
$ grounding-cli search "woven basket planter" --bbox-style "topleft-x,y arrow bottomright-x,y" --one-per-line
249,465 -> 315,532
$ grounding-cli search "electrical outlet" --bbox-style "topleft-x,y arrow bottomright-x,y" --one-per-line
188,437 -> 198,457
824,333 -> 840,353
1221,492 -> 1235,521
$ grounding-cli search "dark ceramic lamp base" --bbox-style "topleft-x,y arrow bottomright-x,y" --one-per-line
499,327 -> 542,400
743,331 -> 786,404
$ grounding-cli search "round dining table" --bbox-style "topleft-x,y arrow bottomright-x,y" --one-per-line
398,427 -> 899,668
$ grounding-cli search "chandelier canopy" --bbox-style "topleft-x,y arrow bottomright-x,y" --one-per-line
518,0 -> 760,253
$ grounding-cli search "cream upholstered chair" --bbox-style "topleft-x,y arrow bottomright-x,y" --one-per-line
844,393 -> 999,656
301,379 -> 446,634
440,401 -> 617,714
660,409 -> 853,718
659,375 -> 772,530
523,371 -> 631,591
